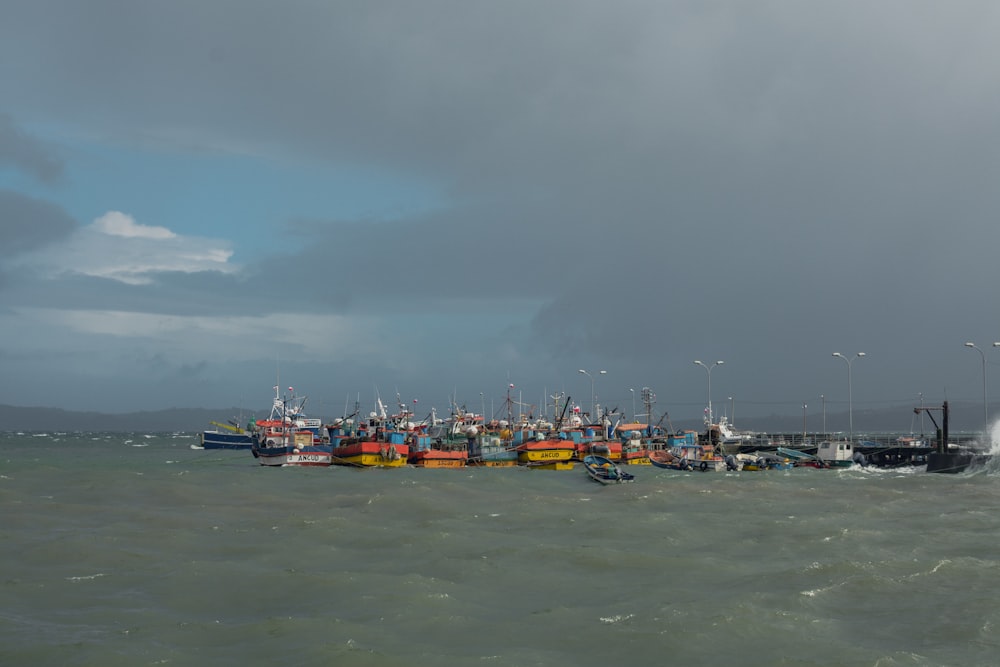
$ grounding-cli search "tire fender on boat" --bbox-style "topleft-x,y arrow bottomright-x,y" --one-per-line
700,461 -> 708,472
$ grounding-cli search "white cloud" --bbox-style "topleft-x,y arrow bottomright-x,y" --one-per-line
93,210 -> 176,239
11,210 -> 238,285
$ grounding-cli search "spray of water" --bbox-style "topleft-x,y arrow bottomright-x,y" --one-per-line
975,420 -> 1000,475
989,420 -> 1000,456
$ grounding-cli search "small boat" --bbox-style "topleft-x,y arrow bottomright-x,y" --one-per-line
738,452 -> 794,470
649,448 -> 693,470
775,446 -> 829,468
583,454 -> 635,484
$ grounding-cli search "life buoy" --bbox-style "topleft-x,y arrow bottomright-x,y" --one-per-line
700,461 -> 708,472
266,439 -> 276,447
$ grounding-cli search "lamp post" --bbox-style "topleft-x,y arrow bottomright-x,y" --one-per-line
832,352 -> 865,444
693,360 -> 724,423
820,394 -> 826,436
728,396 -> 734,426
578,369 -> 606,421
802,403 -> 808,443
629,388 -> 635,422
965,342 -> 989,434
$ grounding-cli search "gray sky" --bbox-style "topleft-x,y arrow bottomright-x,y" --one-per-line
2,1 -> 999,429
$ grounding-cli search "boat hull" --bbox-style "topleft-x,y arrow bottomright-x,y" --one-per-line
517,439 -> 575,465
467,458 -> 518,467
253,446 -> 333,466
201,431 -> 253,449
331,441 -> 409,468
524,460 -> 575,470
409,450 -> 468,468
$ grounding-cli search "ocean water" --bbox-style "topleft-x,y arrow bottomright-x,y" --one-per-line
2,432 -> 999,667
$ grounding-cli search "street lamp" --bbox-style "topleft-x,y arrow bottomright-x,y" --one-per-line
693,360 -> 724,423
802,403 -> 808,442
728,396 -> 734,426
832,352 -> 865,444
578,369 -> 606,421
629,388 -> 635,422
965,342 -> 989,434
820,394 -> 826,435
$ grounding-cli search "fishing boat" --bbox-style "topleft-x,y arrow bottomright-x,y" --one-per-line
325,397 -> 412,468
671,441 -> 726,471
583,454 -> 635,484
327,425 -> 410,468
200,419 -> 255,449
517,435 -> 576,469
618,429 -> 649,465
408,431 -> 468,468
251,386 -> 332,467
421,403 -> 509,467
516,396 -> 577,469
467,433 -> 518,467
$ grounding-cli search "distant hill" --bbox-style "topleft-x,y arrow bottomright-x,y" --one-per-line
0,405 -> 266,433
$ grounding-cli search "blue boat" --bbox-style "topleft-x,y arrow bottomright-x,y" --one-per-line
200,420 -> 254,449
583,454 -> 635,484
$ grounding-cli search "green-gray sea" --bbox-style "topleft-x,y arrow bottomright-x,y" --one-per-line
3,431 -> 999,666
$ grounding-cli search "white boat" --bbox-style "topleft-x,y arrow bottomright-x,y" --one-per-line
816,440 -> 856,468
251,386 -> 332,467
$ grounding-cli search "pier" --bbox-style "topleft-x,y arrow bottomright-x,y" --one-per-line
719,430 -> 989,469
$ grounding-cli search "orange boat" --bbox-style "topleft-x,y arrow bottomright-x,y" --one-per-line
408,433 -> 468,468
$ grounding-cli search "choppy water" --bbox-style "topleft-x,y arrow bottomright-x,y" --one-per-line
3,432 -> 1000,666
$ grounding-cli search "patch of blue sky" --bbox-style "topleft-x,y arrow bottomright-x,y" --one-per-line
3,132 -> 444,261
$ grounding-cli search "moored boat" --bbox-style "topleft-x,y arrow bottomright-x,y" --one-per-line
618,429 -> 650,465
326,401 -> 412,468
583,454 -> 635,484
517,435 -> 576,468
200,420 -> 255,449
468,433 -> 519,467
408,431 -> 468,468
738,452 -> 794,470
649,448 -> 692,470
816,440 -> 856,468
251,386 -> 332,467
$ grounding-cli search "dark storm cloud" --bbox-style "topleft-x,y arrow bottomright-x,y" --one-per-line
0,113 -> 63,183
0,190 -> 77,255
2,1 -> 1000,414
